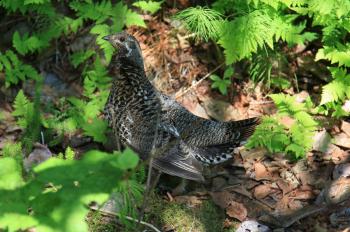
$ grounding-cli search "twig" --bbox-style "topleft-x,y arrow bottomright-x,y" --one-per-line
138,106 -> 161,224
89,205 -> 161,232
175,62 -> 225,99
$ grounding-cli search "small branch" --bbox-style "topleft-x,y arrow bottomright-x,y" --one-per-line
89,205 -> 161,232
175,62 -> 225,99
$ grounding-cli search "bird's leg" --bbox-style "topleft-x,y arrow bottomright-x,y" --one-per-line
171,179 -> 188,196
149,169 -> 162,190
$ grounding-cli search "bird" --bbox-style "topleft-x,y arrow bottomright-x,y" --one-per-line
103,32 -> 260,182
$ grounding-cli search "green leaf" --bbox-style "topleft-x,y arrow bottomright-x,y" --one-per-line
0,157 -> 24,190
117,148 -> 140,170
133,0 -> 163,14
0,151 -> 126,232
24,0 -> 48,4
70,50 -> 95,68
12,31 -> 26,55
82,117 -> 108,143
65,146 -> 75,160
125,10 -> 146,28
223,66 -> 234,78
219,10 -> 275,64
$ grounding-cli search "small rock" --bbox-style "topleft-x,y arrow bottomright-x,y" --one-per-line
236,220 -> 271,232
333,133 -> 350,148
342,100 -> 350,113
23,143 -> 52,171
312,129 -> 331,152
295,90 -> 309,103
341,120 -> 350,137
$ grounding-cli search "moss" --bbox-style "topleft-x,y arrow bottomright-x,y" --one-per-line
87,211 -> 119,232
146,194 -> 232,232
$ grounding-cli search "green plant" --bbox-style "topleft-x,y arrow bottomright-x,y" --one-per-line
12,86 -> 43,153
247,93 -> 318,159
318,68 -> 350,117
175,6 -> 223,41
0,50 -> 40,87
210,66 -> 233,95
133,0 -> 164,15
0,149 -> 141,232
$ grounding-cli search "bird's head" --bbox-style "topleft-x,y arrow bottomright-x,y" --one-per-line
103,32 -> 144,69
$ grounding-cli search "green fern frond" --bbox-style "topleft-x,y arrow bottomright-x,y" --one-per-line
133,0 -> 163,14
320,68 -> 350,105
219,9 -> 275,64
246,116 -> 289,153
316,43 -> 350,67
176,6 -> 223,41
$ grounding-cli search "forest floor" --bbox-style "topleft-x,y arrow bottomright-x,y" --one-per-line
1,6 -> 350,232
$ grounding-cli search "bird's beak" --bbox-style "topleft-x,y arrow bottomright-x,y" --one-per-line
102,35 -> 110,41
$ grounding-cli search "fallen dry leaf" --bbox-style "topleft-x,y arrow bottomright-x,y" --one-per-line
254,184 -> 273,199
210,191 -> 234,209
289,189 -> 315,200
324,177 -> 350,204
327,144 -> 350,164
280,116 -> 295,128
276,179 -> 293,195
226,201 -> 247,221
254,162 -> 272,181
174,195 -> 202,207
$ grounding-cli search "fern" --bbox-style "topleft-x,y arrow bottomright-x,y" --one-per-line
219,9 -> 275,63
175,6 -> 223,41
133,0 -> 163,14
246,116 -> 290,153
12,90 -> 33,129
70,50 -> 96,68
247,93 -> 318,159
0,50 -> 40,87
64,146 -> 75,161
318,68 -> 350,116
316,43 -> 350,67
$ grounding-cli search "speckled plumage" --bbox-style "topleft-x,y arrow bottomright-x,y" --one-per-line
103,32 -> 260,182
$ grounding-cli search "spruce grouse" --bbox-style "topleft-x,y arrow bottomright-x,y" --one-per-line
103,32 -> 260,182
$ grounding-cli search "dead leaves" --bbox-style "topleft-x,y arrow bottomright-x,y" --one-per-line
226,201 -> 247,221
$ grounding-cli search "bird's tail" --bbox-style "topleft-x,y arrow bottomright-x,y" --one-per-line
229,117 -> 261,142
153,155 -> 205,182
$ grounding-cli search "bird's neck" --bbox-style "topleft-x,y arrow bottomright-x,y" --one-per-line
120,62 -> 145,77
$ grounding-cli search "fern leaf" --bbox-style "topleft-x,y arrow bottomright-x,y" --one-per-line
125,9 -> 146,28
133,0 -> 163,14
320,68 -> 350,105
316,43 -> 350,67
65,146 -> 75,160
218,9 -> 275,64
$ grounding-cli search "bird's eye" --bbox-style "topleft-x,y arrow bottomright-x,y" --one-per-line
119,36 -> 125,42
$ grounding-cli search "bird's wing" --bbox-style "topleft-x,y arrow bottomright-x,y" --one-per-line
158,93 -> 260,147
153,140 -> 205,182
